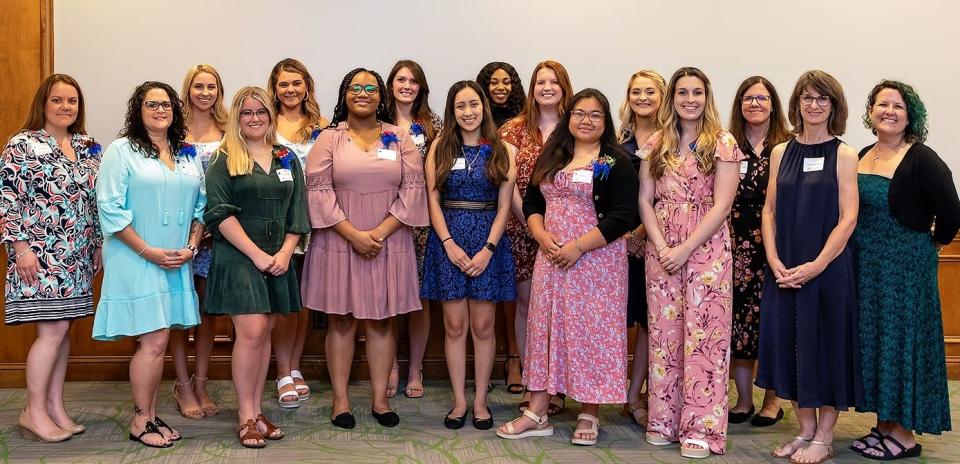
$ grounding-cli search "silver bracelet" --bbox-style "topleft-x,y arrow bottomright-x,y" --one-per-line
15,248 -> 31,259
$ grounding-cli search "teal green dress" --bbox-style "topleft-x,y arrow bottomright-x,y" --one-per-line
854,174 -> 951,434
202,148 -> 309,315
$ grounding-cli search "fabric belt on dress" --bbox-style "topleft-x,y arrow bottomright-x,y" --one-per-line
441,200 -> 497,210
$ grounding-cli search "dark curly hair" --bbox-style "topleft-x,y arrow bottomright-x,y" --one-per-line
476,62 -> 525,119
118,81 -> 186,158
862,79 -> 929,144
328,68 -> 391,126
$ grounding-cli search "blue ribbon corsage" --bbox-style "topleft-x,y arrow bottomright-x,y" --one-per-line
592,154 -> 616,180
81,138 -> 102,158
310,127 -> 321,142
177,143 -> 197,158
410,122 -> 425,137
380,131 -> 399,147
274,147 -> 295,170
478,139 -> 493,157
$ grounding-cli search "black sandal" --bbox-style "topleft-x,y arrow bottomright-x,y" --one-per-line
862,435 -> 922,461
849,427 -> 885,452
128,421 -> 173,448
152,416 -> 181,441
505,356 -> 524,394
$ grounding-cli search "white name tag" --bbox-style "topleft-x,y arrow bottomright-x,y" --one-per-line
377,148 -> 397,161
181,162 -> 200,177
802,157 -> 825,172
740,160 -> 749,175
572,170 -> 593,184
32,142 -> 53,156
412,134 -> 425,146
452,158 -> 466,170
277,168 -> 293,182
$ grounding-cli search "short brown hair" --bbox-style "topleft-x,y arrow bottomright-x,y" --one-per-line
20,74 -> 86,134
788,70 -> 847,136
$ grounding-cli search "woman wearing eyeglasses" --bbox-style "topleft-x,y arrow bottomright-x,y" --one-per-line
756,70 -> 861,464
302,68 -> 428,429
203,86 -> 308,448
640,67 -> 743,459
94,81 -> 206,448
725,76 -> 791,428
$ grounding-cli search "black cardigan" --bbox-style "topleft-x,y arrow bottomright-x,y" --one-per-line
858,142 -> 960,244
523,148 -> 639,243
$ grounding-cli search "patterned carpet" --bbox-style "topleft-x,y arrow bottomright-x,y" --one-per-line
0,380 -> 956,463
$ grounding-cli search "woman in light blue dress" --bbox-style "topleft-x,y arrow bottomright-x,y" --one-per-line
93,81 -> 205,449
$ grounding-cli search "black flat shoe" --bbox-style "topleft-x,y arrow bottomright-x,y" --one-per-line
371,409 -> 400,427
331,412 -> 356,429
750,407 -> 784,427
472,407 -> 493,430
444,409 -> 467,430
728,405 -> 755,424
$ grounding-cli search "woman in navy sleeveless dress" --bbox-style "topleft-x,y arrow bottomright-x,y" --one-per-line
756,71 -> 861,463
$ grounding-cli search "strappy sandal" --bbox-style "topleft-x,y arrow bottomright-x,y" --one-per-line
505,355 -> 524,394
193,376 -> 219,416
547,393 -> 566,416
256,414 -> 284,440
290,370 -> 310,400
276,376 -> 300,408
681,438 -> 711,459
496,409 -> 554,440
404,367 -> 424,399
789,440 -> 834,464
237,419 -> 265,449
623,393 -> 648,428
387,364 -> 399,398
772,435 -> 812,459
152,416 -> 181,441
850,427 -> 886,452
861,435 -> 922,461
517,389 -> 530,413
646,431 -> 672,446
173,378 -> 204,419
571,413 -> 599,446
128,421 -> 172,448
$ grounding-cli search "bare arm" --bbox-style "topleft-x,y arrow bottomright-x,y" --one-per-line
761,143 -> 794,286
424,142 -> 469,270
465,147 -> 518,276
506,143 -> 526,226
638,159 -> 668,255
217,217 -> 275,272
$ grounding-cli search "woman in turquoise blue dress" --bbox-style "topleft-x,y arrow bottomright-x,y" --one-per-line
421,81 -> 516,430
94,81 -> 205,449
851,80 -> 960,460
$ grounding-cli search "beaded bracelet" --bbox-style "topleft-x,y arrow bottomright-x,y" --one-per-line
15,248 -> 31,259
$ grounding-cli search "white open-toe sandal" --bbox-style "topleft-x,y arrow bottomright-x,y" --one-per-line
276,376 -> 300,408
681,438 -> 711,459
496,409 -> 554,440
571,413 -> 599,446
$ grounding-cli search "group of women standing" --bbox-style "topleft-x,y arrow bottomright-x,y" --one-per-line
2,58 -> 957,461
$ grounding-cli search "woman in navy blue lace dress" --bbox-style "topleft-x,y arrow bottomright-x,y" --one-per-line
421,81 -> 516,430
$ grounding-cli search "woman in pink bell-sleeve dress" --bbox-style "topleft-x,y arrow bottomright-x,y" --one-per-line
301,68 -> 428,429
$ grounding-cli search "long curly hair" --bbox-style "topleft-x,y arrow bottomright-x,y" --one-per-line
476,62 -> 525,118
432,80 -> 510,190
616,70 -> 666,143
728,76 -> 792,150
862,79 -> 928,144
648,67 -> 723,179
386,59 -> 437,141
268,58 -> 326,143
118,81 -> 186,158
530,88 -> 627,185
328,68 -> 391,126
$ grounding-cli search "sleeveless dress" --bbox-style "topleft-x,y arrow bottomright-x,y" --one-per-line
620,135 -> 647,328
524,164 -> 628,404
420,144 -> 516,301
755,138 -> 862,409
191,140 -> 221,279
854,174 -> 951,434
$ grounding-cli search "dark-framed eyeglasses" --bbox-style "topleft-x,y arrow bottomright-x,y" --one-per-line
570,109 -> 604,123
800,94 -> 831,107
742,95 -> 771,105
144,100 -> 173,111
348,84 -> 379,95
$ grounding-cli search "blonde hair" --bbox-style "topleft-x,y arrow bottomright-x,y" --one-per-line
649,67 -> 723,179
181,64 -> 228,131
218,86 -> 277,176
617,70 -> 666,143
267,58 -> 326,143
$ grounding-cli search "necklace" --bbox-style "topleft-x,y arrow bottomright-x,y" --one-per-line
461,145 -> 483,173
872,141 -> 906,163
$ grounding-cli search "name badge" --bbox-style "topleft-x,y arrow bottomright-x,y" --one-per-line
572,170 -> 593,184
181,161 -> 200,177
452,158 -> 466,170
32,142 -> 53,156
740,160 -> 749,175
277,168 -> 293,182
411,134 -> 425,146
802,157 -> 825,172
377,148 -> 397,161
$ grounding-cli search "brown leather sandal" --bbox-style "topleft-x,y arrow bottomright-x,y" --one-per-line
237,419 -> 266,448
256,414 -> 284,440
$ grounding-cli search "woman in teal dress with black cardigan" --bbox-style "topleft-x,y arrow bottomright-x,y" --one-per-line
202,86 -> 309,449
850,80 -> 960,460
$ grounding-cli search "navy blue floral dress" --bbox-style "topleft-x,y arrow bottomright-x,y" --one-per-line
420,144 -> 516,301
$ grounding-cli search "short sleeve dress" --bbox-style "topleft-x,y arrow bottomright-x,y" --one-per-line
301,122 -> 429,319
409,113 -> 443,286
202,147 -> 309,315
1,129 -> 102,324
92,138 -> 206,340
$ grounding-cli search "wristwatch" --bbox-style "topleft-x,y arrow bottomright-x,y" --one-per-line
187,245 -> 198,257
485,242 -> 497,252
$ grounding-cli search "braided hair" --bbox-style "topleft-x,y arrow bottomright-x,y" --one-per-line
328,68 -> 391,127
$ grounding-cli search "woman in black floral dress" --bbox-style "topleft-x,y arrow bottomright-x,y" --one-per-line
726,76 -> 791,426
1,74 -> 102,442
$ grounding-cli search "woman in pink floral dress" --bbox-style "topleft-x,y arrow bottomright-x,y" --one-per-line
638,67 -> 743,458
496,88 -> 638,446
